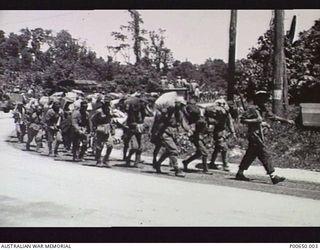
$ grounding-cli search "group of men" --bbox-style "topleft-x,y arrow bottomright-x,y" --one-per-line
149,89 -> 293,184
12,94 -> 118,167
10,88 -> 293,185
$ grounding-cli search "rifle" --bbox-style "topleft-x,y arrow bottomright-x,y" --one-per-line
234,85 -> 265,142
234,85 -> 247,111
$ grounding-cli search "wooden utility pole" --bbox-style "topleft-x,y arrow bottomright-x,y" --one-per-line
283,15 -> 296,111
272,10 -> 285,116
283,59 -> 289,111
227,9 -> 237,101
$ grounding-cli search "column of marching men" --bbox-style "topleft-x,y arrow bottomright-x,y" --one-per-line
10,91 -> 291,184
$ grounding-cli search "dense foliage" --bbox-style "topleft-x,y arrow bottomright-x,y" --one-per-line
0,12 -> 319,103
1,11 -> 320,171
235,18 -> 320,103
0,30 -> 228,94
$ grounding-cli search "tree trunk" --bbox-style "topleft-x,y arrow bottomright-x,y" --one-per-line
272,10 -> 284,116
129,10 -> 141,65
227,10 -> 237,101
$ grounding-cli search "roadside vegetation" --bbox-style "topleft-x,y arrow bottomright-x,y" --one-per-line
1,11 -> 320,171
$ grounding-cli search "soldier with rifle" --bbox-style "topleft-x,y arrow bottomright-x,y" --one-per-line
235,90 -> 294,184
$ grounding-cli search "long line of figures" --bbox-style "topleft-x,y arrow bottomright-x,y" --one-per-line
10,89 -> 294,185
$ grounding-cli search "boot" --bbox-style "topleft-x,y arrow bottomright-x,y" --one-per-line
105,146 -> 113,160
72,150 -> 78,162
96,160 -> 104,167
170,156 -> 185,177
202,156 -> 208,173
95,148 -> 102,165
154,161 -> 162,173
53,142 -> 59,157
157,151 -> 169,166
152,145 -> 161,169
48,143 -> 53,156
154,151 -> 169,173
221,151 -> 230,172
271,175 -> 286,184
126,149 -> 134,167
16,131 -> 21,141
133,152 -> 141,168
19,134 -> 24,143
123,145 -> 128,161
182,154 -> 199,171
236,170 -> 250,181
152,156 -> 157,169
78,145 -> 87,161
102,160 -> 110,168
36,143 -> 41,152
182,160 -> 189,171
102,146 -> 113,167
209,149 -> 219,169
175,170 -> 186,178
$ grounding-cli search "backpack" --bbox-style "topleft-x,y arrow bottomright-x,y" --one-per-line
185,104 -> 201,124
204,105 -> 218,119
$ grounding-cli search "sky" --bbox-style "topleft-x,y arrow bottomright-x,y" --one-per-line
0,10 -> 319,64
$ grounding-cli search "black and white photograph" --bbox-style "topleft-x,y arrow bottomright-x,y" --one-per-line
0,9 -> 320,233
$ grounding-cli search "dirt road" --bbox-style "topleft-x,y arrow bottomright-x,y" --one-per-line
1,112 -> 320,226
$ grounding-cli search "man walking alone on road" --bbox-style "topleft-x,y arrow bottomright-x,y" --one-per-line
236,91 -> 294,184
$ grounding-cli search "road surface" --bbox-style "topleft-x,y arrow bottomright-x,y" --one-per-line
1,112 -> 320,226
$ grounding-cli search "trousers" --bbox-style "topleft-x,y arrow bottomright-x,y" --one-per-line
72,131 -> 88,159
238,137 -> 274,174
26,126 -> 43,150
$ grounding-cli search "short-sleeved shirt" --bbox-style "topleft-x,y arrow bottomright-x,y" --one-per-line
241,105 -> 264,142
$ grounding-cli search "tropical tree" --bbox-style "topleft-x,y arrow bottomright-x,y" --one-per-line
108,10 -> 148,64
146,29 -> 173,74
